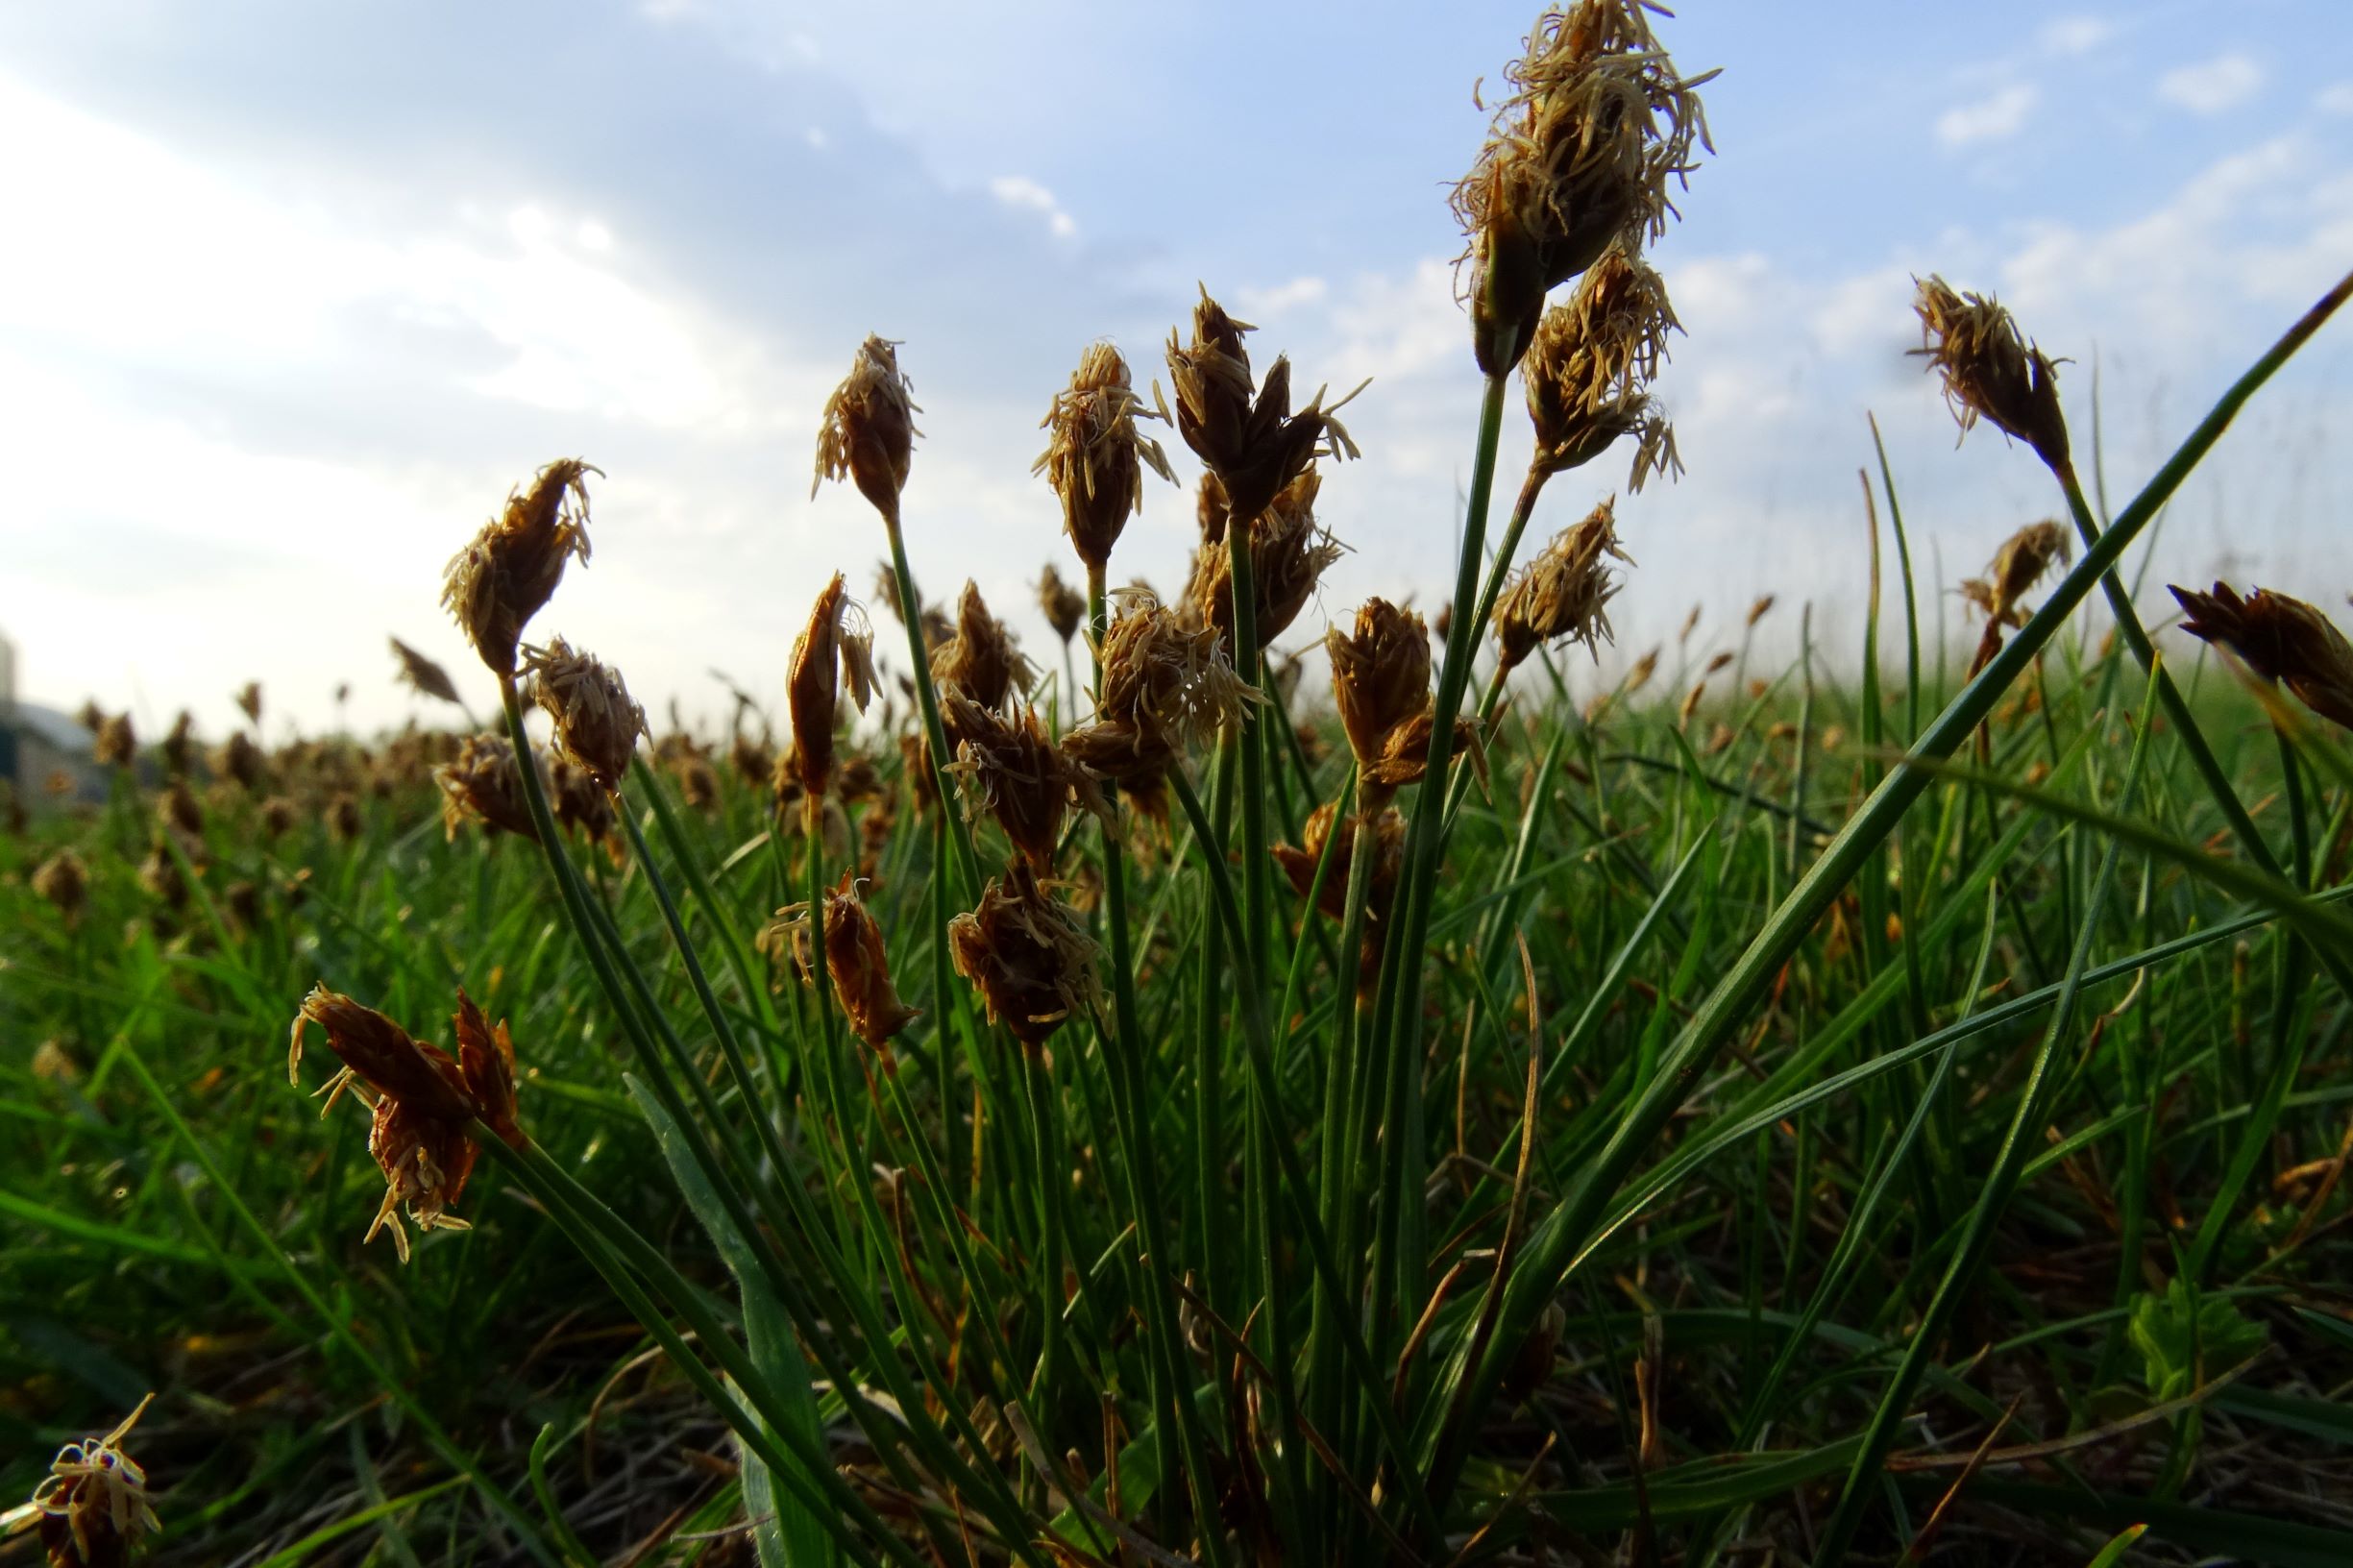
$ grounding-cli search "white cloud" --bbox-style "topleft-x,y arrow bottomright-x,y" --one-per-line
2317,81 -> 2353,116
988,174 -> 1077,239
2158,55 -> 2263,114
1937,84 -> 2038,148
1238,276 -> 1329,318
2039,16 -> 2117,56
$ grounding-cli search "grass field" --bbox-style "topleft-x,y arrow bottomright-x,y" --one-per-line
9,5 -> 2353,1566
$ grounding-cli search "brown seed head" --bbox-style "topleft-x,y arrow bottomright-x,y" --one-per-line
435,733 -> 540,843
1960,520 -> 2071,630
33,849 -> 88,924
157,780 -> 204,841
1163,289 -> 1361,527
1362,704 -> 1486,796
1038,562 -> 1088,647
160,711 -> 195,777
942,689 -> 1111,870
328,793 -> 363,844
947,858 -> 1103,1049
814,335 -> 920,521
1191,470 -> 1346,650
233,681 -> 262,727
1454,1 -> 1714,374
1913,276 -> 2070,469
522,637 -> 648,789
787,573 -> 877,800
259,795 -> 298,840
291,986 -> 495,1261
1036,341 -> 1176,573
453,988 -> 526,1149
548,755 -> 618,850
1745,593 -> 1777,629
1493,498 -> 1631,674
93,713 -> 135,771
1065,589 -> 1257,795
33,1394 -> 160,1568
212,730 -> 268,794
1524,251 -> 1681,491
440,458 -> 600,678
1328,598 -> 1432,770
2170,582 -> 2353,730
137,840 -> 186,912
821,870 -> 921,1055
391,636 -> 465,707
930,580 -> 1037,711
1271,802 -> 1408,994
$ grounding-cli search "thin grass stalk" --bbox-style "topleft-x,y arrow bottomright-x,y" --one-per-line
1811,658 -> 2164,1566
883,515 -> 986,901
1425,267 -> 2353,1505
1084,566 -> 1233,1567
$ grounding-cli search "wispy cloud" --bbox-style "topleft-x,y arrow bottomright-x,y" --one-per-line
1937,84 -> 2038,148
2038,16 -> 2116,56
988,175 -> 1077,239
2159,55 -> 2264,114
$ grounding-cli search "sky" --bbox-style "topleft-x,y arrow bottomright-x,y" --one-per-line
3,0 -> 2350,741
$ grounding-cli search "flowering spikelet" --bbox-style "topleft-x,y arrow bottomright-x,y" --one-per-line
1190,471 -> 1346,651
941,689 -> 1111,870
159,712 -> 195,777
2170,582 -> 2353,730
814,335 -> 921,522
1038,563 -> 1089,646
441,459 -> 599,678
523,637 -> 647,789
1913,277 -> 2070,470
1036,341 -> 1176,573
290,986 -> 502,1262
258,796 -> 298,840
391,637 -> 465,707
549,756 -> 618,852
32,1393 -> 159,1568
931,581 -> 1037,710
435,734 -> 539,843
211,731 -> 267,794
1328,598 -> 1432,772
788,573 -> 877,801
136,841 -> 186,914
233,681 -> 262,728
1961,521 -> 2071,632
948,859 -> 1104,1049
1271,802 -> 1408,994
1364,706 -> 1486,797
1163,290 -> 1361,528
1524,249 -> 1681,490
156,780 -> 203,841
805,870 -> 921,1058
92,714 -> 135,771
1493,498 -> 1631,675
1064,590 -> 1255,819
33,849 -> 88,925
1454,1 -> 1714,374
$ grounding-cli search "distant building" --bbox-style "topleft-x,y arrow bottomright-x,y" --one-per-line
0,626 -> 98,804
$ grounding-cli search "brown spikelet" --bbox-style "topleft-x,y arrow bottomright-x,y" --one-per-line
1038,563 -> 1089,646
1328,598 -> 1432,772
290,986 -> 492,1262
818,870 -> 921,1056
1524,248 -> 1682,490
1163,290 -> 1361,527
160,711 -> 196,777
1036,341 -> 1176,573
1192,471 -> 1346,650
1065,590 -> 1256,798
931,581 -> 1037,710
441,459 -> 600,678
33,849 -> 88,924
549,756 -> 619,853
435,734 -> 539,843
1913,277 -> 2071,470
391,636 -> 465,707
157,779 -> 204,841
233,681 -> 262,728
947,859 -> 1103,1049
1493,498 -> 1631,675
522,637 -> 647,790
789,573 -> 878,800
2171,582 -> 2353,730
93,713 -> 135,770
941,690 -> 1112,870
1745,594 -> 1777,628
1362,704 -> 1485,796
1271,801 -> 1408,994
1454,1 -> 1714,374
814,335 -> 920,523
329,792 -> 363,844
33,1395 -> 160,1568
213,730 -> 268,794
453,989 -> 526,1150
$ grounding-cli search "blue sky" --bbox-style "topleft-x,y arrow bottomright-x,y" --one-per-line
4,1 -> 2349,737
